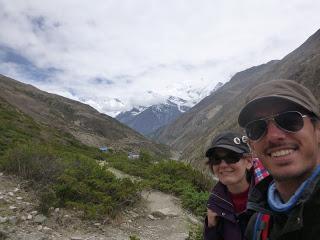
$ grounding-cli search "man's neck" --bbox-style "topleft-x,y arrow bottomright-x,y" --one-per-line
275,170 -> 316,202
275,181 -> 301,202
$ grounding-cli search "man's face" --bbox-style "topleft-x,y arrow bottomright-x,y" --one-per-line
248,100 -> 320,182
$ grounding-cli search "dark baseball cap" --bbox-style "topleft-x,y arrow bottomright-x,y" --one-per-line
205,131 -> 250,157
238,79 -> 320,127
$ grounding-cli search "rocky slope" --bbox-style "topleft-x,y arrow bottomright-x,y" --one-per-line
153,28 -> 320,171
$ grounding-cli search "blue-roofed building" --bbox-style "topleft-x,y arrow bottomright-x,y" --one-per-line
99,146 -> 108,152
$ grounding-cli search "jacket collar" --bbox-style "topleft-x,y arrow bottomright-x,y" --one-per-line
247,170 -> 320,238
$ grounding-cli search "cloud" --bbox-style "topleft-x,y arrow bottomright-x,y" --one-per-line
0,0 -> 320,116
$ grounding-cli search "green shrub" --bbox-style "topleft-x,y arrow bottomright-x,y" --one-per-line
54,156 -> 141,219
38,186 -> 59,215
106,154 -> 212,217
0,142 -> 141,219
0,144 -> 62,184
129,236 -> 140,240
187,224 -> 204,240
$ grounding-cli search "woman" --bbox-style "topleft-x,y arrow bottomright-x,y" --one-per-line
204,131 -> 253,240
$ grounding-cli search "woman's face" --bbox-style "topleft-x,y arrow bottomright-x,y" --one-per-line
211,148 -> 252,188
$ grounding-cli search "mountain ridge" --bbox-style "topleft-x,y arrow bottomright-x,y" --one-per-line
116,96 -> 191,136
152,28 -> 320,170
0,74 -> 169,156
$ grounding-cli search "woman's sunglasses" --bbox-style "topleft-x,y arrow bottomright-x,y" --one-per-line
209,153 -> 244,165
245,111 -> 308,141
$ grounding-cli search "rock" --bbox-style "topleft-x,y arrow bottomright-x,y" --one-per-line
70,237 -> 84,240
0,230 -> 8,239
21,216 -> 27,221
9,205 -> 17,211
8,192 -> 14,196
13,188 -> 19,192
128,211 -> 139,218
148,214 -> 157,220
27,214 -> 33,220
152,208 -> 178,219
37,225 -> 43,231
54,208 -> 60,213
34,214 -> 47,224
43,226 -> 51,232
31,211 -> 38,215
0,216 -> 8,223
8,216 -> 17,224
16,197 -> 23,200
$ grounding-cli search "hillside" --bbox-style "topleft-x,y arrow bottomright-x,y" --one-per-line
153,28 -> 320,171
0,83 -> 210,239
0,74 -> 169,156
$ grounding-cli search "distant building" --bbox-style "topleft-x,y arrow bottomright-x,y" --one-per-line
99,146 -> 108,152
128,152 -> 140,159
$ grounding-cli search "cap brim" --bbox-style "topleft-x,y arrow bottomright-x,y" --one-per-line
238,96 -> 311,127
205,144 -> 246,157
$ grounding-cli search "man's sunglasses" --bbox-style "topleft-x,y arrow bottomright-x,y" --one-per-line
209,153 -> 244,165
245,111 -> 308,141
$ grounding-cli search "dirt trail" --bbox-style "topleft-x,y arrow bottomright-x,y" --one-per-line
0,170 -> 200,240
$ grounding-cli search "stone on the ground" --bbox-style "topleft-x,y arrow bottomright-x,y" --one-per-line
71,236 -> 84,240
0,216 -> 8,223
34,214 -> 47,224
9,205 -> 17,210
8,216 -> 17,224
148,214 -> 157,220
152,208 -> 179,219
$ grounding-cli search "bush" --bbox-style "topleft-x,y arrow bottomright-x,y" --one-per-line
0,143 -> 141,219
54,156 -> 141,219
187,224 -> 204,240
38,186 -> 59,215
129,236 -> 140,240
106,154 -> 212,217
0,144 -> 62,184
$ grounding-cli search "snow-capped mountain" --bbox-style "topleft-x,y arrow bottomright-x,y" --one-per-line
115,96 -> 191,136
115,82 -> 223,136
175,81 -> 224,105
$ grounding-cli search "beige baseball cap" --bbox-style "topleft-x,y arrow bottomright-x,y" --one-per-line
238,79 -> 320,127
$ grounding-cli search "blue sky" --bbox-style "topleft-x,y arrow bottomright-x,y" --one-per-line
1,0 -> 320,116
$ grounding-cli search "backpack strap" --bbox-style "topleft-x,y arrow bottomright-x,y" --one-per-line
252,213 -> 270,240
261,214 -> 270,240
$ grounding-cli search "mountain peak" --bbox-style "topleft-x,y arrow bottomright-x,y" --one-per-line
116,96 -> 191,136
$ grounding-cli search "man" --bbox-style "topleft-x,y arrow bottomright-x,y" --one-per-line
238,79 -> 320,240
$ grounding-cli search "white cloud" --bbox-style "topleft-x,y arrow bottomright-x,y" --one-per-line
0,0 -> 320,116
